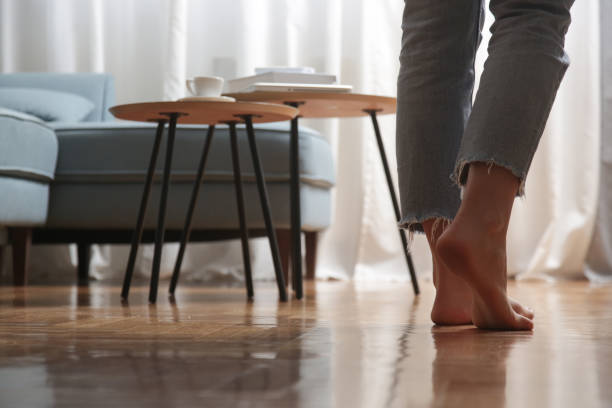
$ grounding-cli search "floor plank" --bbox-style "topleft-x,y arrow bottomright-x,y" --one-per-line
0,280 -> 611,407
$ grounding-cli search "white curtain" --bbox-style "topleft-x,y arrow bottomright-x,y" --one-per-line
0,0 -> 601,284
585,0 -> 612,283
506,1 -> 601,280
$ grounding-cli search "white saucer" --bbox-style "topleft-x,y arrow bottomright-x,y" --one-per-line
177,96 -> 236,102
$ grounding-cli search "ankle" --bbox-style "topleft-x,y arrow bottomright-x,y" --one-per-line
457,205 -> 507,234
463,163 -> 519,201
456,162 -> 519,234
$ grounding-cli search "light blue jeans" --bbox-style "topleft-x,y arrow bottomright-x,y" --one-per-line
396,0 -> 574,232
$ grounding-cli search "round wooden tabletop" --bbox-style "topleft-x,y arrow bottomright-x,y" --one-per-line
224,92 -> 397,118
109,101 -> 299,124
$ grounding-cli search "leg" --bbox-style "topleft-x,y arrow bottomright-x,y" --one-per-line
453,0 -> 574,194
369,110 -> 419,295
276,229 -> 291,285
439,0 -> 573,330
227,122 -> 254,299
285,106 -> 303,298
169,125 -> 216,295
11,228 -> 31,286
396,1 -> 482,307
122,120 -> 166,300
241,115 -> 288,301
304,231 -> 318,281
149,113 -> 179,304
77,243 -> 90,286
396,0 -> 483,233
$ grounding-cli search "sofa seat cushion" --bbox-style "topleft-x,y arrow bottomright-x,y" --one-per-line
50,122 -> 335,188
0,108 -> 58,182
46,181 -> 330,231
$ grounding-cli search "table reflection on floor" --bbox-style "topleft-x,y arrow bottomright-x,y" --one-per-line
0,280 -> 611,407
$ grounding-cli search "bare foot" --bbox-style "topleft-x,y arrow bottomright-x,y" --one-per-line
423,219 -> 472,326
423,219 -> 533,326
436,163 -> 534,331
437,219 -> 533,330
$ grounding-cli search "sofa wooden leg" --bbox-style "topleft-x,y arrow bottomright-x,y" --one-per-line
0,245 -> 5,278
305,231 -> 318,281
11,228 -> 32,286
276,229 -> 291,286
77,243 -> 91,286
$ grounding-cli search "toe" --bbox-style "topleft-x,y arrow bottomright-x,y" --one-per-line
510,300 -> 535,320
514,313 -> 534,331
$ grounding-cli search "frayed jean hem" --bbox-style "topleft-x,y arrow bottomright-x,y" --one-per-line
453,157 -> 528,197
398,214 -> 454,250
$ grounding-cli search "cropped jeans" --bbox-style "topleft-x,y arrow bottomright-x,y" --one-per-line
396,0 -> 574,232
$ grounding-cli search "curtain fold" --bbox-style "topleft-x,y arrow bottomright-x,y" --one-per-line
163,0 -> 187,101
0,0 -> 601,283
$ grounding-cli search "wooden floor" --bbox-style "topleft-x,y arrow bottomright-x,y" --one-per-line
0,280 -> 611,408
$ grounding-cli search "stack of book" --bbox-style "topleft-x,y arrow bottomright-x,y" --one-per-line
225,67 -> 352,94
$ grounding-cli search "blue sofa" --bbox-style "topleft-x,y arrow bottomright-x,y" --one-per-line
0,73 -> 335,285
0,108 -> 58,284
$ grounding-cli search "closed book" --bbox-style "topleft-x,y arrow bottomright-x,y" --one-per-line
255,66 -> 316,74
226,72 -> 337,93
240,83 -> 353,93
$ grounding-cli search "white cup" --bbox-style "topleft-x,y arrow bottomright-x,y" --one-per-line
186,76 -> 224,97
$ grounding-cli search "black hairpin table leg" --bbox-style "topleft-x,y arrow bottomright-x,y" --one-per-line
169,125 -> 216,296
122,120 -> 166,300
226,122 -> 255,299
241,115 -> 288,302
366,109 -> 420,295
149,113 -> 179,303
285,102 -> 304,299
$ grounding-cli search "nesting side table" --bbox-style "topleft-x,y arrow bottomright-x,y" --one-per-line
109,101 -> 298,303
226,92 -> 420,298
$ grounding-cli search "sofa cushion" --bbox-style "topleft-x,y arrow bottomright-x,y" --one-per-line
46,181 -> 330,231
51,121 -> 335,188
0,88 -> 95,122
0,73 -> 115,122
0,108 -> 58,182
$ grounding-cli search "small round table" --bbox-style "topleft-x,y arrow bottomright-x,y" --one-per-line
226,92 -> 420,297
109,101 -> 299,303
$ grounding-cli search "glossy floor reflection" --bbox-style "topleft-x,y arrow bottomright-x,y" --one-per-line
0,280 -> 611,407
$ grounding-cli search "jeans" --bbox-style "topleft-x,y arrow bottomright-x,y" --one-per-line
396,0 -> 574,233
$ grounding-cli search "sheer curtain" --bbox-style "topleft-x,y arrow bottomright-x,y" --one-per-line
585,0 -> 612,283
0,0 -> 601,283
